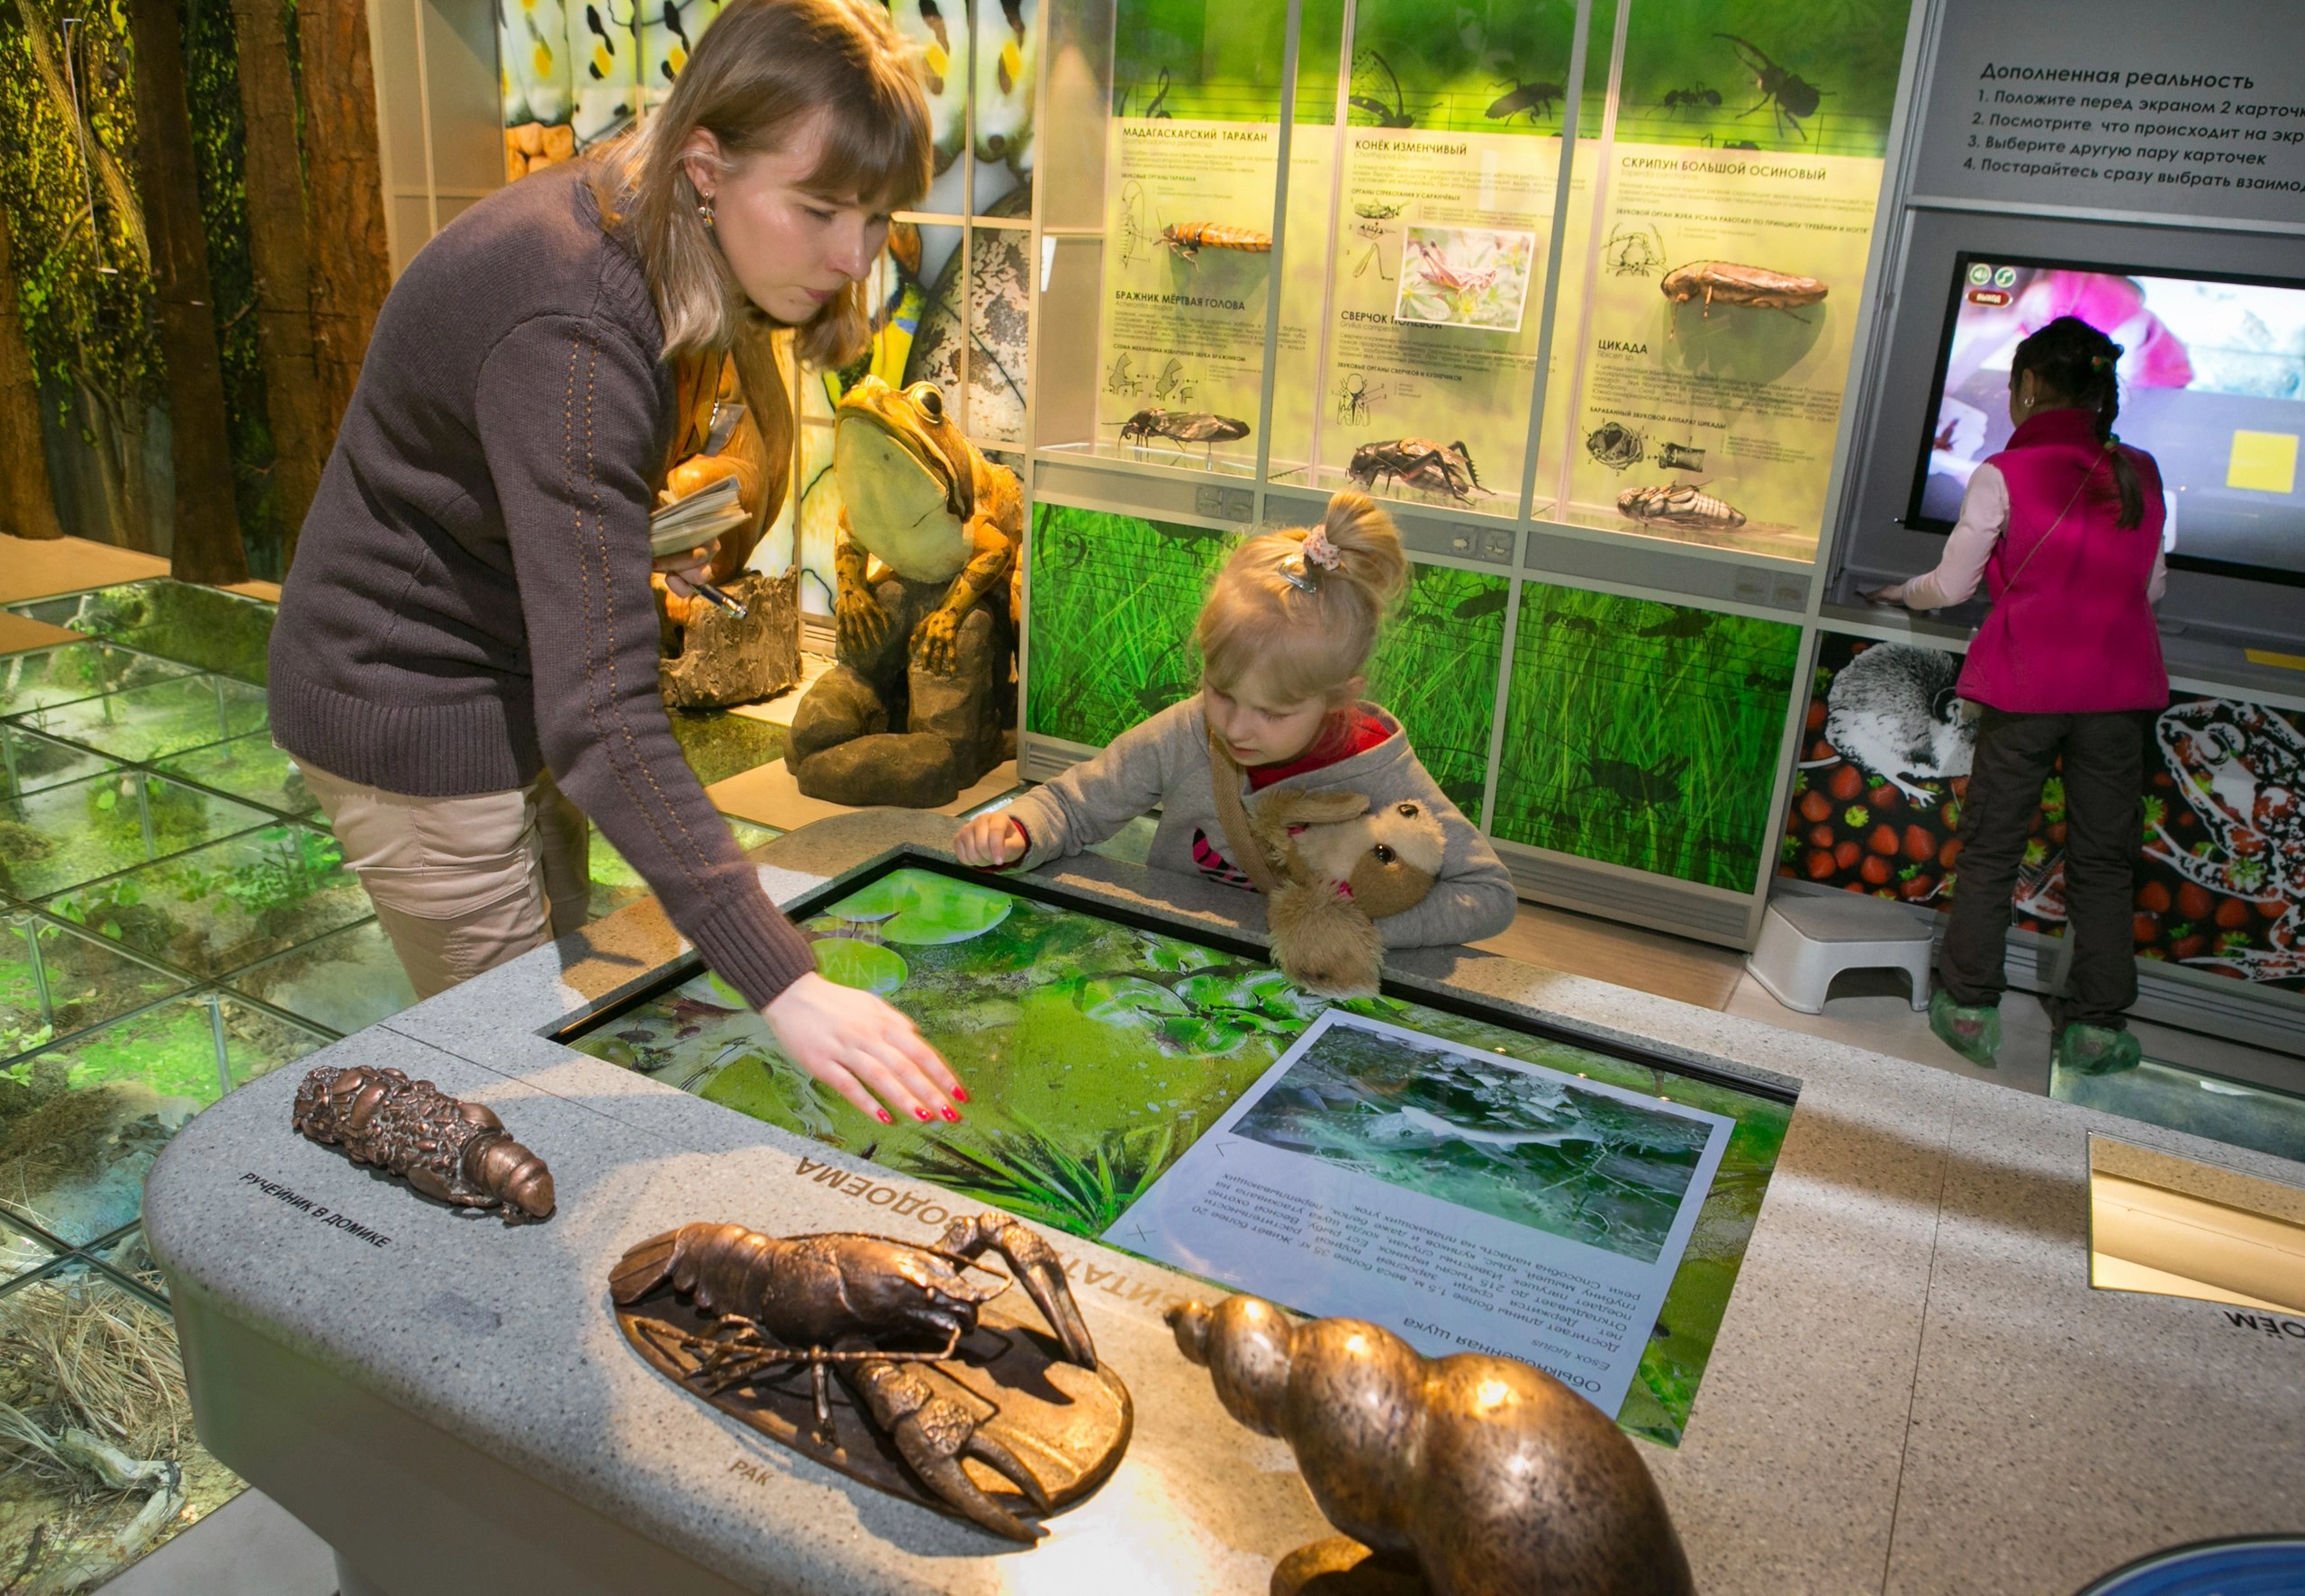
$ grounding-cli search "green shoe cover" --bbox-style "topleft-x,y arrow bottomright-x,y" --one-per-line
1929,990 -> 2002,1066
2057,1023 -> 2142,1077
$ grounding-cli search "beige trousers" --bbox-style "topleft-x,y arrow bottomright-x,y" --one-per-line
296,760 -> 592,999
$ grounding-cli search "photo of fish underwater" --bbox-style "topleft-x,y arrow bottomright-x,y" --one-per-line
0,0 -> 2299,1586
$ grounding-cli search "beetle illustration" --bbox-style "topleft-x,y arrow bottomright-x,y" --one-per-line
1616,482 -> 1747,531
1347,437 -> 1485,504
1112,408 -> 1252,462
1717,33 -> 1824,140
1659,260 -> 1828,320
1487,75 -> 1566,124
1604,221 -> 1666,277
611,1213 -> 1098,1542
1160,221 -> 1272,261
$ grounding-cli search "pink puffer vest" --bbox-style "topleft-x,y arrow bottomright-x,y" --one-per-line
1956,408 -> 2169,715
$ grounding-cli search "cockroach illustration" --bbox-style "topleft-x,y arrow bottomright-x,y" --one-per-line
293,1064 -> 555,1222
1487,76 -> 1566,124
1349,49 -> 1415,128
1585,420 -> 1646,472
1717,34 -> 1824,140
1661,81 -> 1722,113
1347,437 -> 1485,503
1659,260 -> 1828,320
1112,408 -> 1251,463
1616,482 -> 1747,532
1160,221 -> 1272,260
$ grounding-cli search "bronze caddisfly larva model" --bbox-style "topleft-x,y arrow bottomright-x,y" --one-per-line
291,1065 -> 555,1222
1659,260 -> 1828,319
1160,221 -> 1271,260
610,1213 -> 1131,1543
1346,437 -> 1486,504
1617,481 -> 1748,532
1169,1295 -> 1695,1596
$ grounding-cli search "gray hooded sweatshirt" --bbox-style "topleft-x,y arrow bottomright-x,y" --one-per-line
1004,699 -> 1517,949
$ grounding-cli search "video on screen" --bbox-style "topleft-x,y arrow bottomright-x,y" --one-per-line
1908,255 -> 2305,584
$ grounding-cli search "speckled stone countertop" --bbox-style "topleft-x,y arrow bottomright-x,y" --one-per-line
147,811 -> 2305,1596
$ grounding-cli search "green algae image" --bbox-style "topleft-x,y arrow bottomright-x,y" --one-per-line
571,862 -> 1789,1445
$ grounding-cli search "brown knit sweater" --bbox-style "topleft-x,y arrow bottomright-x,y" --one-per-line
269,161 -> 814,1007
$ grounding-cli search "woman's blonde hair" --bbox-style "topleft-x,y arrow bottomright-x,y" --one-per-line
588,0 -> 931,368
1195,491 -> 1408,705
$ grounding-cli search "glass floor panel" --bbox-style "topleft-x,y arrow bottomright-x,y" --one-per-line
154,730 -> 316,816
0,723 -> 121,799
0,771 -> 274,901
228,918 -> 417,1037
14,674 -> 269,764
0,1267 -> 245,1586
11,579 -> 276,684
0,641 -> 194,717
40,823 -> 370,980
0,915 -> 192,1062
588,816 -> 782,921
0,1212 -> 56,1286
2054,1058 -> 2305,1165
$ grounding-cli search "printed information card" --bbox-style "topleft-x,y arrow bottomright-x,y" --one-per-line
1107,1009 -> 1732,1418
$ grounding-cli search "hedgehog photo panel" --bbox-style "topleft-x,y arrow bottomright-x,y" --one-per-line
1493,583 -> 1801,892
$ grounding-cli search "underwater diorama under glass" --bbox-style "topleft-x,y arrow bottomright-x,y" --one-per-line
153,731 -> 317,817
562,856 -> 1794,1447
0,915 -> 191,1064
9,581 -> 276,685
2055,1058 -> 2305,1165
13,675 -> 269,766
0,771 -> 274,902
226,919 -> 419,1038
0,643 -> 194,718
0,725 -> 122,802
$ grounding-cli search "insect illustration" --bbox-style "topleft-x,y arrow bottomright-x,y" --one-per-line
1616,482 -> 1747,532
1114,408 -> 1252,462
1604,221 -> 1666,276
1658,441 -> 1707,472
1353,198 -> 1406,221
1585,420 -> 1646,473
1116,178 -> 1154,266
1334,373 -> 1373,426
1161,221 -> 1272,261
1634,609 -> 1714,640
1586,754 -> 1688,808
611,1214 -> 1102,1542
1152,356 -> 1193,402
1661,81 -> 1722,114
1722,140 -> 1760,150
1347,437 -> 1485,504
1349,49 -> 1416,128
1351,235 -> 1397,281
1104,351 -> 1141,397
1717,34 -> 1825,140
1406,240 -> 1497,301
1659,260 -> 1829,320
293,1065 -> 556,1222
1487,75 -> 1566,124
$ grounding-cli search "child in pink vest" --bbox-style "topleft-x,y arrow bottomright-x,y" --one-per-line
1872,317 -> 2167,1074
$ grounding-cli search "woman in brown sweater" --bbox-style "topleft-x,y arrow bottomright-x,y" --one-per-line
271,0 -> 964,1126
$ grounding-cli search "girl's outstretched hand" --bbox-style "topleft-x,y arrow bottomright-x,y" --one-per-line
762,972 -> 966,1125
954,813 -> 1026,868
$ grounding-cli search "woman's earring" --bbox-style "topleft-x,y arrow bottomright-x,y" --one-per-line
696,199 -> 716,230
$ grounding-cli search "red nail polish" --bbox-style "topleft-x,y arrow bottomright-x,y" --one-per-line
942,1106 -> 961,1123
953,1087 -> 971,1104
914,1105 -> 932,1121
877,1109 -> 893,1124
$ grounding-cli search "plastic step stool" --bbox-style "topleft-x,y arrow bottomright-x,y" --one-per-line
1746,895 -> 1933,1014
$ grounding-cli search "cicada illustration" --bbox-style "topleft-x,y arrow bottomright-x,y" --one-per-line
1659,261 -> 1828,319
1113,408 -> 1252,463
1347,437 -> 1485,504
1615,482 -> 1747,532
1161,222 -> 1272,261
1585,420 -> 1646,473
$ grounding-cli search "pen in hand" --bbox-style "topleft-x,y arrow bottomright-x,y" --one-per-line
692,580 -> 749,620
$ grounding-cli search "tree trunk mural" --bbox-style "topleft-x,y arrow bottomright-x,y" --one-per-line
0,205 -> 63,541
295,0 -> 391,437
230,0 -> 327,567
129,0 -> 249,583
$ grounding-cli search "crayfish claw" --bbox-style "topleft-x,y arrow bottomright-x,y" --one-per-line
852,1359 -> 1047,1542
963,1429 -> 1052,1513
936,1214 -> 1099,1370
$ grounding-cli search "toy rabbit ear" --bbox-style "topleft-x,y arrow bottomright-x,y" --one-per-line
1253,789 -> 1369,829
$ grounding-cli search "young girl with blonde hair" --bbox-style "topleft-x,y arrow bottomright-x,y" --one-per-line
956,491 -> 1516,950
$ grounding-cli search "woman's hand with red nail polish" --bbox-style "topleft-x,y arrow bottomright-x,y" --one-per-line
761,973 -> 967,1123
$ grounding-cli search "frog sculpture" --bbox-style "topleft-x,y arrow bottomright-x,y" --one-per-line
2146,699 -> 2305,983
788,377 -> 1025,807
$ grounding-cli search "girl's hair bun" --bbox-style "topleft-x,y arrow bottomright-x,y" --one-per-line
1315,490 -> 1408,610
1194,491 -> 1407,705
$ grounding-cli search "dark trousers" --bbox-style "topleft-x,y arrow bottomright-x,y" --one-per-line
1939,708 -> 2153,1030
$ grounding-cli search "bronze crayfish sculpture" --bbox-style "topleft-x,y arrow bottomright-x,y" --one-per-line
1169,1295 -> 1695,1596
610,1213 -> 1129,1543
292,1065 -> 555,1222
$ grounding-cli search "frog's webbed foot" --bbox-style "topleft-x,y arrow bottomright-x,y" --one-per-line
914,607 -> 963,675
846,1357 -> 1050,1542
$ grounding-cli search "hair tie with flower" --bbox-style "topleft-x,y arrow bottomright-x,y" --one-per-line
1279,527 -> 1342,591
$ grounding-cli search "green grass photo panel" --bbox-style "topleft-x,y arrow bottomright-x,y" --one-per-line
1494,582 -> 1799,891
1026,500 -> 1505,815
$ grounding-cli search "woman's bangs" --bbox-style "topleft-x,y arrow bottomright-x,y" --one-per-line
808,74 -> 932,211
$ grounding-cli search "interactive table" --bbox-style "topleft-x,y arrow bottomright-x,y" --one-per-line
146,811 -> 2305,1596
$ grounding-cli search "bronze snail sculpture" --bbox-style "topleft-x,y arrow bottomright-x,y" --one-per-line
292,1065 -> 554,1222
1169,1295 -> 1695,1596
610,1213 -> 1130,1543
